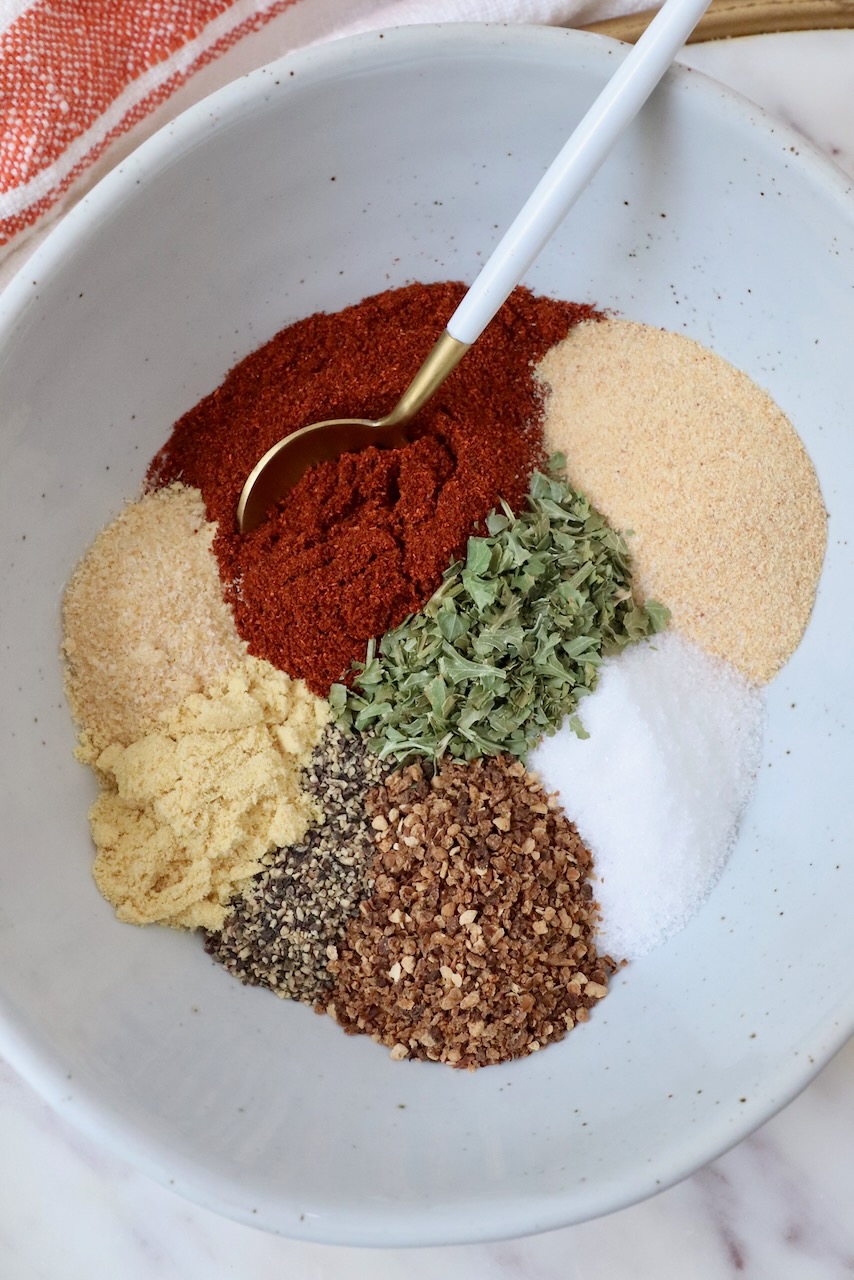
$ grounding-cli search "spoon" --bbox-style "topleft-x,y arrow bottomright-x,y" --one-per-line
237,0 -> 711,533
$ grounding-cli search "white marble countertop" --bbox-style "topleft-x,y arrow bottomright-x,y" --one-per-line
3,28 -> 853,1280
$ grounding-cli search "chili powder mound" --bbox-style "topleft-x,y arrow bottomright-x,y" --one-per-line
148,282 -> 598,696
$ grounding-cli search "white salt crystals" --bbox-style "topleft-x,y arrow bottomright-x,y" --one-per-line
530,631 -> 764,958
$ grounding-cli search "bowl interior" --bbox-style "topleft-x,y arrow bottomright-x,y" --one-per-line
0,24 -> 853,1246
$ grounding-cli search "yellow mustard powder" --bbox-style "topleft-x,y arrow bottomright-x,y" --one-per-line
90,656 -> 329,930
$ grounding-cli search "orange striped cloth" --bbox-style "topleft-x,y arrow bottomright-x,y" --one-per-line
0,0 -> 648,280
0,1 -> 306,253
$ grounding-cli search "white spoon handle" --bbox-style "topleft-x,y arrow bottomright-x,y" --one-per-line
447,0 -> 712,346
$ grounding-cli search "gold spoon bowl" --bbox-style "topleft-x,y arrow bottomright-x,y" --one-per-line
237,331 -> 468,533
236,0 -> 712,534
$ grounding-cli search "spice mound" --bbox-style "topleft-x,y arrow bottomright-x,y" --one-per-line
148,281 -> 599,696
62,483 -> 246,762
539,318 -> 827,683
324,756 -> 616,1069
61,286 -> 826,1072
207,725 -> 388,1004
90,657 -> 329,930
333,460 -> 667,762
530,631 -> 765,958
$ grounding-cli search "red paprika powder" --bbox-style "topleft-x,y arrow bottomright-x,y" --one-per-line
148,281 -> 598,695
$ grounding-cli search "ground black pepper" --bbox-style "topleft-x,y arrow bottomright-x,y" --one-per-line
206,726 -> 388,1003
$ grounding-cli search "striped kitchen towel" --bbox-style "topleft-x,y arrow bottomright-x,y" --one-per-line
0,0 -> 652,282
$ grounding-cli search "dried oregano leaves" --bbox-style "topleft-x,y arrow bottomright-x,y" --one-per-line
331,457 -> 668,762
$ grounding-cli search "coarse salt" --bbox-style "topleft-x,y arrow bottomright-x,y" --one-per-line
530,631 -> 764,958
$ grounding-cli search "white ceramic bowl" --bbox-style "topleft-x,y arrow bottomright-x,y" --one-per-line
1,24 -> 853,1248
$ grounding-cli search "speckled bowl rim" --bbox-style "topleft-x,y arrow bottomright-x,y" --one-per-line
0,23 -> 852,1248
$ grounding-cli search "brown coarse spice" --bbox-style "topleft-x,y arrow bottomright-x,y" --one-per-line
323,756 -> 616,1069
148,282 -> 599,696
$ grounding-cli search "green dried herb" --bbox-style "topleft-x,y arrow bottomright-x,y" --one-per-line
331,456 -> 668,762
